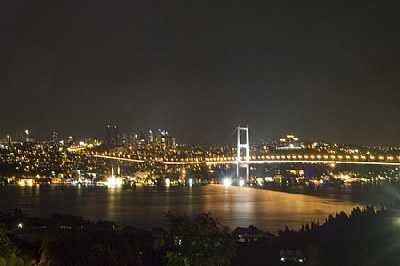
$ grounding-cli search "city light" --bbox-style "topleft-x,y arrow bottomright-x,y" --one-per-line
107,176 -> 123,186
1,127 -> 400,189
17,179 -> 34,186
1,1 -> 400,264
223,178 -> 232,187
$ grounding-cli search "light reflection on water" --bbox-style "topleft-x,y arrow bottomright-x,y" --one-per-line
0,184 -> 393,233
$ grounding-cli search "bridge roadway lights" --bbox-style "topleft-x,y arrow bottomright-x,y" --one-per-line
93,155 -> 400,166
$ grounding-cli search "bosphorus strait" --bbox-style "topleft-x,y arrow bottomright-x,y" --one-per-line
2,183 -> 394,233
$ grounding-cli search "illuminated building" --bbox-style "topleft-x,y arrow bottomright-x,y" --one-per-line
105,125 -> 120,146
24,129 -> 30,142
157,129 -> 176,147
121,133 -> 128,145
128,132 -> 138,144
52,131 -> 58,144
276,135 -> 302,150
67,136 -> 74,146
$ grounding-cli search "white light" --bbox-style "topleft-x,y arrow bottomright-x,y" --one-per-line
239,179 -> 245,187
107,177 -> 123,186
18,223 -> 23,229
165,178 -> 171,187
223,178 -> 232,187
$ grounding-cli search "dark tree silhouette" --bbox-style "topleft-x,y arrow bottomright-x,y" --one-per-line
164,212 -> 236,266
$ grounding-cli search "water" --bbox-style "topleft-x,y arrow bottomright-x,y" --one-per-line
0,183 -> 398,233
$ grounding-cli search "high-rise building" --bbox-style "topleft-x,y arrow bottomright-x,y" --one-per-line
129,132 -> 138,145
105,125 -> 120,146
148,129 -> 154,143
5,134 -> 12,145
52,131 -> 59,144
156,129 -> 176,147
24,129 -> 30,142
156,129 -> 162,143
120,132 -> 127,145
67,136 -> 74,146
13,129 -> 21,142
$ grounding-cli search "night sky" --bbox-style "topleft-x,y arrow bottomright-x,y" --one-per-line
1,1 -> 399,145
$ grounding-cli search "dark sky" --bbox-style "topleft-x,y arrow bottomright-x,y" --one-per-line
1,1 -> 399,145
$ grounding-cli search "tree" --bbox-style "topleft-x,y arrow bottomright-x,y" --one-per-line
0,224 -> 17,257
0,224 -> 24,266
38,231 -> 106,266
164,212 -> 236,266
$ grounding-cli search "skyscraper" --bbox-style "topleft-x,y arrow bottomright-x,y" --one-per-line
52,131 -> 59,144
148,129 -> 154,143
105,125 -> 120,146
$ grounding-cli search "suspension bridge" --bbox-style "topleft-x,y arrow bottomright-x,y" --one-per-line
91,125 -> 400,181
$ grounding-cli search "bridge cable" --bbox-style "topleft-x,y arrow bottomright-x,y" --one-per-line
224,127 -> 238,146
248,127 -> 273,144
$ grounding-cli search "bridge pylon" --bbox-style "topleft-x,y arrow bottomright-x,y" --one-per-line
237,125 -> 250,183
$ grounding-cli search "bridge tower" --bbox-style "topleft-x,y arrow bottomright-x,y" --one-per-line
237,125 -> 250,183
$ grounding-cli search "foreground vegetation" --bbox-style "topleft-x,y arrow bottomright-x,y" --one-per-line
1,204 -> 400,265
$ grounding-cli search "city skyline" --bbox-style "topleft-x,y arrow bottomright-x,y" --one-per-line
2,124 -> 400,149
1,1 -> 400,145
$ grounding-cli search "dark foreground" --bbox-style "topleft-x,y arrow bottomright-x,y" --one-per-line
1,205 -> 400,266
